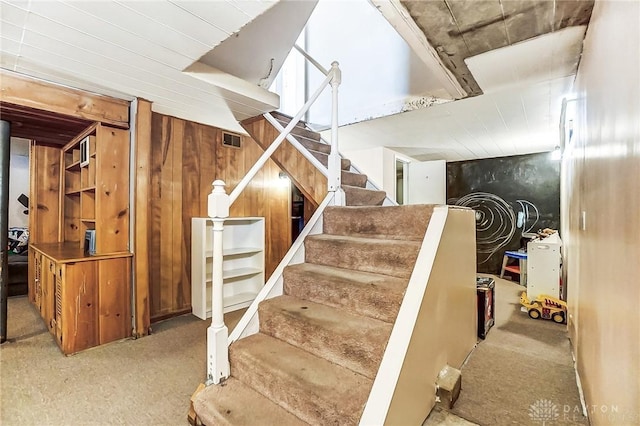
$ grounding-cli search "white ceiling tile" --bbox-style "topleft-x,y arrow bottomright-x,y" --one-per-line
0,49 -> 19,70
0,1 -> 28,26
17,34 -> 264,117
0,19 -> 23,41
0,36 -> 20,54
466,25 -> 586,93
115,0 -> 228,48
170,0 -> 250,34
27,1 -> 191,70
64,1 -> 209,61
231,0 -> 277,18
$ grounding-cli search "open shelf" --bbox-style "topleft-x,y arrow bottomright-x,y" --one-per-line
192,217 -> 265,319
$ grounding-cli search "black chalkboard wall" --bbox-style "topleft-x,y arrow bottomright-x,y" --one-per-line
447,152 -> 560,273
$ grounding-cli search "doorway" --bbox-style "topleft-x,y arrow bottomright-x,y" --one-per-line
396,158 -> 409,205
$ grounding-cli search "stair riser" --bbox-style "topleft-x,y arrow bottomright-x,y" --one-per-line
275,120 -> 322,142
309,150 -> 351,170
230,343 -> 366,425
283,266 -> 404,323
323,205 -> 434,240
305,236 -> 420,279
298,138 -> 331,154
343,185 -> 387,206
258,297 -> 392,379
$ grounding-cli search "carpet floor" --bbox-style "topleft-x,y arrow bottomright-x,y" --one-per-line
1,275 -> 586,425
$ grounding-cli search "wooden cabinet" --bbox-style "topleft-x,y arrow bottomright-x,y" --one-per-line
191,217 -> 265,319
30,244 -> 132,354
28,122 -> 132,355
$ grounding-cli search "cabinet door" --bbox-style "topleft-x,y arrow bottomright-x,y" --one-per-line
29,249 -> 41,307
61,262 -> 99,354
54,264 -> 64,346
98,257 -> 131,344
40,258 -> 55,331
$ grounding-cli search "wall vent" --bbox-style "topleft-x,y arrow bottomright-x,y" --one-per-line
223,132 -> 241,148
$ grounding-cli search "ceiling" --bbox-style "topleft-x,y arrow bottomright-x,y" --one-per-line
333,0 -> 593,161
398,0 -> 594,96
0,0 -> 310,133
0,0 -> 594,162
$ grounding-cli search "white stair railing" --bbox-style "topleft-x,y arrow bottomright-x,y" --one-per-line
206,54 -> 342,385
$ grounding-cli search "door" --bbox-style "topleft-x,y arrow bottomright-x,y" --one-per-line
407,160 -> 446,204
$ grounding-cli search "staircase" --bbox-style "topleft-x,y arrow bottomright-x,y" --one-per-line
193,204 -> 435,424
241,112 -> 388,208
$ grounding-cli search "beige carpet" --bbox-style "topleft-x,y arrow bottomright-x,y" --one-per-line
430,275 -> 587,426
1,296 -> 243,425
1,275 -> 586,426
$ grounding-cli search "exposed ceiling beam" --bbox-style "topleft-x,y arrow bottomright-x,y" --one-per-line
369,0 -> 468,100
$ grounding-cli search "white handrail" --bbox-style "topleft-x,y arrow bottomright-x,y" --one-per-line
206,57 -> 342,385
228,70 -> 334,205
293,44 -> 329,75
263,113 -> 328,177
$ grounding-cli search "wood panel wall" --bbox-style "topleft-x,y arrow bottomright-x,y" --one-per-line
242,116 -> 328,208
148,113 -> 291,320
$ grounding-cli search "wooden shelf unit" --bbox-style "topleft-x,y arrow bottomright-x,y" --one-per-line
61,124 -> 129,253
28,122 -> 132,355
191,217 -> 265,319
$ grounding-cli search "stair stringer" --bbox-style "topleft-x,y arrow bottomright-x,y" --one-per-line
228,192 -> 335,344
359,206 -> 477,425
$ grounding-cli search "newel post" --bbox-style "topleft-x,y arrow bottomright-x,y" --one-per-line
329,61 -> 345,206
207,179 -> 230,384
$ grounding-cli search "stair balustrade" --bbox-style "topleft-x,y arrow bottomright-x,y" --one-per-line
206,54 -> 343,384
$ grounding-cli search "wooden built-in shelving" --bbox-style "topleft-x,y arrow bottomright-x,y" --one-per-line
28,121 -> 132,355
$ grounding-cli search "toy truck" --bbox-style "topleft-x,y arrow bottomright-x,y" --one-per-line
520,292 -> 567,324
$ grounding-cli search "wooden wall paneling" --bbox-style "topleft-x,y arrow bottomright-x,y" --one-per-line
181,122 -> 200,312
30,145 -> 61,244
98,258 -> 132,344
149,113 -> 163,317
264,159 -> 291,278
170,117 -> 187,312
95,125 -> 130,253
199,126 -> 217,214
148,113 -> 295,319
62,262 -> 98,354
0,70 -> 130,128
242,117 -> 327,207
133,99 -> 152,336
159,115 -> 176,316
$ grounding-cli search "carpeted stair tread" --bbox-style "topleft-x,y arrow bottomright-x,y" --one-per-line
343,185 -> 387,206
230,333 -> 372,426
283,263 -> 406,323
193,377 -> 307,426
305,234 -> 421,278
258,295 -> 392,378
309,149 -> 351,170
323,205 -> 435,241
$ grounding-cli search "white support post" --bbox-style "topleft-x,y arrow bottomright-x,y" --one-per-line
328,61 -> 345,206
207,180 -> 230,384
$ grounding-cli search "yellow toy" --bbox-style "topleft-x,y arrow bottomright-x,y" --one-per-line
520,292 -> 567,324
